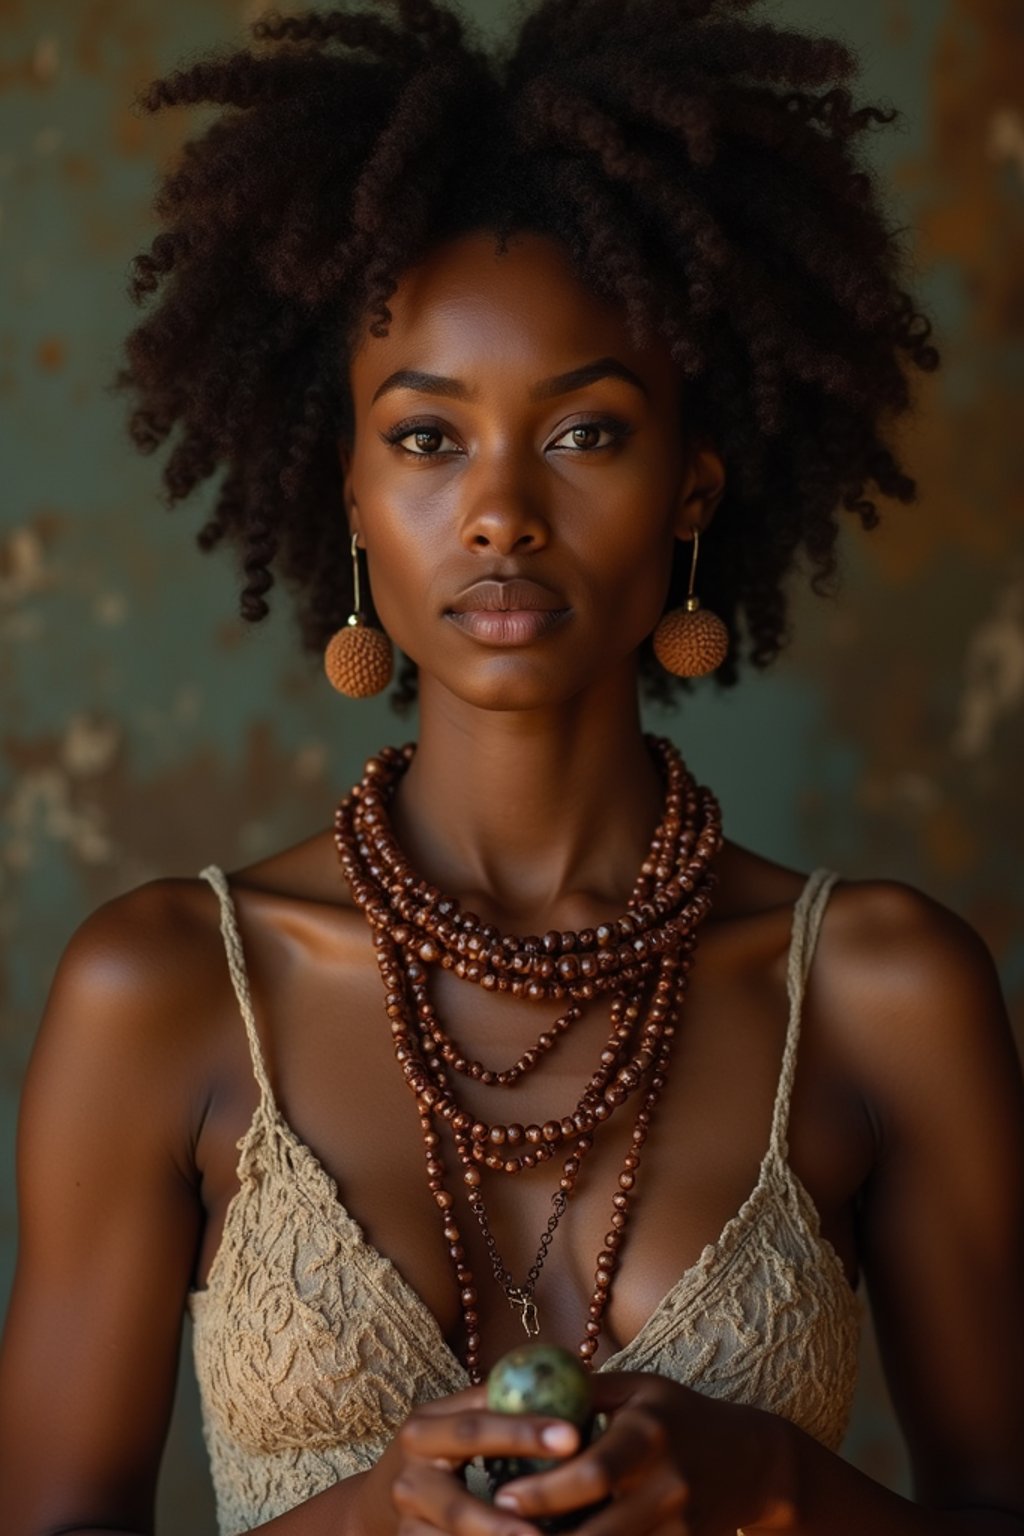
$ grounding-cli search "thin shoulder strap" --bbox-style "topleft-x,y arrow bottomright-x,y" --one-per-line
769,867 -> 840,1160
199,864 -> 276,1111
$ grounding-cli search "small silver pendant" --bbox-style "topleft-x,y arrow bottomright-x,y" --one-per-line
507,1286 -> 540,1337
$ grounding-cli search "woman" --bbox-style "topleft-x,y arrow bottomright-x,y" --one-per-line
1,1 -> 1021,1533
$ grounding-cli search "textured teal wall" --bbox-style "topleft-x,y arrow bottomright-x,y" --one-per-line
1,1 -> 1021,1530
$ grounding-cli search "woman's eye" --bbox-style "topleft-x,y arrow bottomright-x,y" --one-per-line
379,416 -> 629,459
550,419 -> 627,451
381,424 -> 458,456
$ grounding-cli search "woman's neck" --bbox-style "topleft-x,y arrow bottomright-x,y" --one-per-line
390,668 -> 670,929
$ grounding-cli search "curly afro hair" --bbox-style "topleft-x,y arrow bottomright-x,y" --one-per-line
120,0 -> 940,705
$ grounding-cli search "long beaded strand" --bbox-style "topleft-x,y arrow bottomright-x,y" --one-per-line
335,735 -> 721,1383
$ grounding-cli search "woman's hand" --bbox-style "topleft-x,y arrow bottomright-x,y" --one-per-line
483,1371 -> 796,1535
351,1382 -> 583,1535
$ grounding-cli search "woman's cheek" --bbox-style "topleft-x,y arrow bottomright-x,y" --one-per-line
362,538 -> 447,663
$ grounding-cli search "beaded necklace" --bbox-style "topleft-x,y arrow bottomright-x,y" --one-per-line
334,736 -> 722,1384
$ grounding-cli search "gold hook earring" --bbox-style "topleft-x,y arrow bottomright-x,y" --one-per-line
652,527 -> 729,678
323,533 -> 394,698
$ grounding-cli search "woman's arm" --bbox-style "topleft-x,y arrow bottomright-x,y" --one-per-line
796,881 -> 1024,1533
0,887 -> 207,1535
0,886 -> 375,1536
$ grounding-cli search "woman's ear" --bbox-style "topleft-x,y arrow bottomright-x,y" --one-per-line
673,441 -> 726,540
338,440 -> 361,543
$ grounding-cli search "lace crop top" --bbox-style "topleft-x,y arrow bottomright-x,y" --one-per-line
188,864 -> 861,1535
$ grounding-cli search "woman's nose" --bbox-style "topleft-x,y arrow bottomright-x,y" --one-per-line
458,488 -> 551,556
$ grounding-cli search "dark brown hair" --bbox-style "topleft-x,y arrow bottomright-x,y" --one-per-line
120,0 -> 940,704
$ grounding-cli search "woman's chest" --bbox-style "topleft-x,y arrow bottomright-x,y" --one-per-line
194,911 -> 870,1365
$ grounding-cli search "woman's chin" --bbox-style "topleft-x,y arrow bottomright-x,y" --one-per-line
447,672 -> 584,713
419,653 -> 637,716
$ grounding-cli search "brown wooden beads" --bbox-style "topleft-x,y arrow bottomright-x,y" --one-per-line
333,736 -> 722,1382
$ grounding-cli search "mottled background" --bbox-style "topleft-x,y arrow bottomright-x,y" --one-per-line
1,0 -> 1021,1529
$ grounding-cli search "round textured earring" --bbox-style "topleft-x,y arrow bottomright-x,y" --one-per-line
652,526 -> 729,678
323,533 -> 394,698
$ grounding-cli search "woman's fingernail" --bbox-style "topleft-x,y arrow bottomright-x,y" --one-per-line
541,1422 -> 577,1451
495,1490 -> 521,1511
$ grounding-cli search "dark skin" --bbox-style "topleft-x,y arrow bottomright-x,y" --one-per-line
1,230 -> 1022,1536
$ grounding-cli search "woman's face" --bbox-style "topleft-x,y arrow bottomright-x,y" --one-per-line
341,228 -> 724,711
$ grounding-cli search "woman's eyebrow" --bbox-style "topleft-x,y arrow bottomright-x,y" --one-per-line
370,356 -> 649,405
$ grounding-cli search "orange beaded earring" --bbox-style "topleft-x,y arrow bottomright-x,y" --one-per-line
652,527 -> 729,678
323,532 -> 394,698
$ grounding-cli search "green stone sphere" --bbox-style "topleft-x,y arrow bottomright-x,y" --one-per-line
485,1343 -> 593,1426
484,1345 -> 603,1532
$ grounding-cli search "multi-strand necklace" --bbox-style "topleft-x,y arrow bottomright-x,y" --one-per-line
334,736 -> 722,1385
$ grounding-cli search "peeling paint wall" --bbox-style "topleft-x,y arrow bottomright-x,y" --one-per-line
1,1 -> 1021,1529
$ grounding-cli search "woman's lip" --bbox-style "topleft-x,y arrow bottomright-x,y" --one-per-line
449,577 -> 565,612
445,608 -> 570,645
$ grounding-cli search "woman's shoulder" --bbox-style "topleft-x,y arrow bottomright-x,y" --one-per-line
787,864 -> 1014,1143
817,874 -> 1014,1133
12,873 -> 240,1199
43,829 -> 366,1060
35,868 -> 252,1112
53,870 -> 226,1009
723,838 -> 992,965
720,841 -> 1007,1055
811,865 -> 1003,1027
720,847 -> 1017,1178
52,825 -> 345,996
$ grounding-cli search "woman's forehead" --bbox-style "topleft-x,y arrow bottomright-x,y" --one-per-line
347,228 -> 679,398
